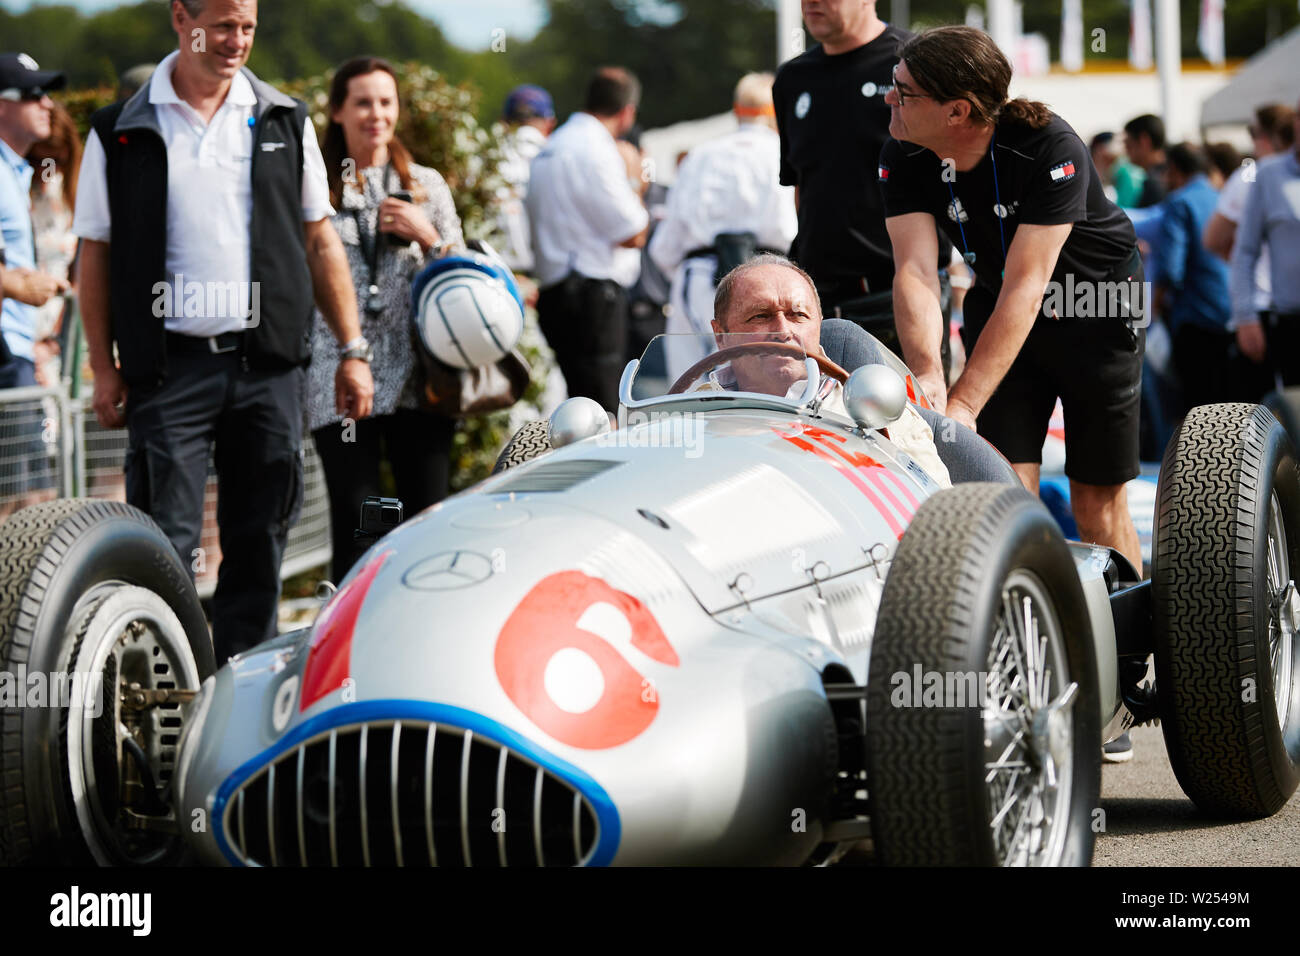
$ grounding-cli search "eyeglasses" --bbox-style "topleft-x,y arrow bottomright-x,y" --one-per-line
0,88 -> 51,103
891,66 -> 933,107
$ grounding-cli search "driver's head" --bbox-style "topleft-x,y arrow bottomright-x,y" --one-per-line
712,256 -> 823,394
712,255 -> 822,345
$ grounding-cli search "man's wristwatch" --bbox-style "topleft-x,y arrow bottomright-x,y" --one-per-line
340,336 -> 373,363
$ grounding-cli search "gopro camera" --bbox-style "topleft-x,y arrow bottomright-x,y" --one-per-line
356,496 -> 403,540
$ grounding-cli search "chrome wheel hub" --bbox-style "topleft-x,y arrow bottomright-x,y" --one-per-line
65,584 -> 201,865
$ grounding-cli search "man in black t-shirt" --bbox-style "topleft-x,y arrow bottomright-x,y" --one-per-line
879,25 -> 1144,573
773,1 -> 910,310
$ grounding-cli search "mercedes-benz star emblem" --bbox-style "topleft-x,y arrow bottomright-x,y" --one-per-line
402,550 -> 495,590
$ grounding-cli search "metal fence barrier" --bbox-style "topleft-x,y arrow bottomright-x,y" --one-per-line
1,382 -> 332,599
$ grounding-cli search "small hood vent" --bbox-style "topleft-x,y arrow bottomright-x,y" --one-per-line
493,459 -> 623,493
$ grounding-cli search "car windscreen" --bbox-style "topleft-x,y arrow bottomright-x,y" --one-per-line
631,332 -> 823,405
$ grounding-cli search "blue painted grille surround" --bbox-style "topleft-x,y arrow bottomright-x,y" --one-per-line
212,699 -> 620,866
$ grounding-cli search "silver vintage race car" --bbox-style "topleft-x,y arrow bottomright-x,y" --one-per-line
1,324 -> 1296,867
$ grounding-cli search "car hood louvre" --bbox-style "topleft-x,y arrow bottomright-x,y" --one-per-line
492,459 -> 625,493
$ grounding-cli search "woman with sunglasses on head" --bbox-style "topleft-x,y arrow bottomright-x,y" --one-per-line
310,55 -> 464,581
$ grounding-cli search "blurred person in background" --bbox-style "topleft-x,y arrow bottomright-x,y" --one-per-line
649,72 -> 797,382
312,55 -> 464,581
0,53 -> 70,385
1203,142 -> 1241,192
0,52 -> 68,514
1155,143 -> 1240,410
1123,113 -> 1167,209
1090,131 -> 1145,208
527,66 -> 649,412
1231,97 -> 1300,388
612,136 -> 647,295
496,83 -> 555,286
1205,102 -> 1295,394
117,63 -> 156,103
613,130 -> 671,363
26,100 -> 81,386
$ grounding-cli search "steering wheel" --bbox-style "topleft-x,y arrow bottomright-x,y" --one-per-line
667,341 -> 850,395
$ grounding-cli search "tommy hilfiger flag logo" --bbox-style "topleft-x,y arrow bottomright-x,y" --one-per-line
878,164 -> 890,181
1049,161 -> 1077,182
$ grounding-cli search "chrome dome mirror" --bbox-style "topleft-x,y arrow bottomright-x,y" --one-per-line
549,397 -> 612,448
843,364 -> 907,431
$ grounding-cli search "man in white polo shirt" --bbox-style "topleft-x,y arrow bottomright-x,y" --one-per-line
73,0 -> 374,659
527,66 -> 649,411
649,72 -> 797,383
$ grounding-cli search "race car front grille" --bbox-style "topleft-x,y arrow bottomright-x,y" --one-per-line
223,720 -> 599,866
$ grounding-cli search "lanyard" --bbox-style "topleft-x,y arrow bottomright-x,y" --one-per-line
350,164 -> 398,314
945,133 -> 1008,279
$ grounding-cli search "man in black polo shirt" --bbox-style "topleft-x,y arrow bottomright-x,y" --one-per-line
774,0 -> 909,312
879,25 -> 1144,574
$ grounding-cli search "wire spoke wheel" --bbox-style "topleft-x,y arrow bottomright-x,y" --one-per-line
867,483 -> 1098,867
983,571 -> 1077,867
1266,493 -> 1295,730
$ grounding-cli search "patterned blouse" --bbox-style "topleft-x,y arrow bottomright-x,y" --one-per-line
306,162 -> 464,433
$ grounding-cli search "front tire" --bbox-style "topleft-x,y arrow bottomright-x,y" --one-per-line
1152,403 -> 1300,816
866,483 -> 1100,866
0,499 -> 213,865
492,419 -> 552,473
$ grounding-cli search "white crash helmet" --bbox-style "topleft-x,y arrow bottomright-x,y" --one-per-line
410,248 -> 525,369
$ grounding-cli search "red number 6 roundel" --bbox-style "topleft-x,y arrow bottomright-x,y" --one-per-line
494,570 -> 679,750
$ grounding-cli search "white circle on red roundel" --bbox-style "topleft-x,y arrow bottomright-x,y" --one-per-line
543,648 -> 605,714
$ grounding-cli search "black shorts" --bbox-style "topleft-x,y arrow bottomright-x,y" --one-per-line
962,281 -> 1144,487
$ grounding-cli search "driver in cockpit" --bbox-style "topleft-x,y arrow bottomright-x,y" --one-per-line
709,254 -> 951,487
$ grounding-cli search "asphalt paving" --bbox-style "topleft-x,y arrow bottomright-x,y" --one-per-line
1094,724 -> 1300,866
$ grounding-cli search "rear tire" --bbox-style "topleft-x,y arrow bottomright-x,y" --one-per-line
0,499 -> 213,865
1261,388 -> 1300,452
492,419 -> 552,473
1151,403 -> 1300,817
867,483 -> 1099,866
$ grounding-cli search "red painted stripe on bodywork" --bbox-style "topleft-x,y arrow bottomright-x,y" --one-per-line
299,549 -> 392,712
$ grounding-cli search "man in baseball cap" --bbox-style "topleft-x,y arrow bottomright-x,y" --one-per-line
0,53 -> 68,514
0,52 -> 66,102
498,85 -> 557,276
503,84 -> 555,124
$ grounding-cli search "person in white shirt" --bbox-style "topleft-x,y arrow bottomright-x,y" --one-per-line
496,85 -> 555,278
1203,102 -> 1295,390
72,0 -> 373,659
649,72 -> 797,383
526,66 -> 650,411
